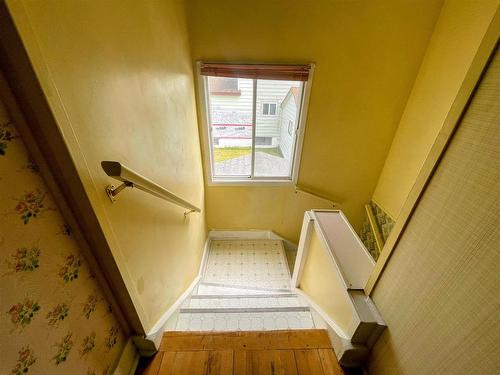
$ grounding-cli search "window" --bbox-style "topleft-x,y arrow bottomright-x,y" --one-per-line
287,120 -> 295,136
199,63 -> 313,183
262,103 -> 277,116
208,77 -> 240,95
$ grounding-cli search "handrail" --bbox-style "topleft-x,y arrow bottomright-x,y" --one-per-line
101,161 -> 201,215
295,185 -> 340,208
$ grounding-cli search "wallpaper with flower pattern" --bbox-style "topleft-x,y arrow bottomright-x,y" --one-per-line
0,99 -> 125,374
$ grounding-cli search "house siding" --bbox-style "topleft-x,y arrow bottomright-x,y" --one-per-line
279,93 -> 298,161
208,78 -> 301,138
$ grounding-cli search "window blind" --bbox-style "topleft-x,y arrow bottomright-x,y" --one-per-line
200,63 -> 311,81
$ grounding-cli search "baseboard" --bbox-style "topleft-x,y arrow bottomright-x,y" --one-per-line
142,236 -> 212,349
293,287 -> 348,340
144,274 -> 200,349
208,229 -> 298,251
113,337 -> 140,375
208,229 -> 275,239
294,287 -> 369,367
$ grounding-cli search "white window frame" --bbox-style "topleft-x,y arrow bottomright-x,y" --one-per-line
197,62 -> 315,186
262,102 -> 278,116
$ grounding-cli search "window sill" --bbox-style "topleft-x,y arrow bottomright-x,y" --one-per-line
208,178 -> 295,187
209,90 -> 242,96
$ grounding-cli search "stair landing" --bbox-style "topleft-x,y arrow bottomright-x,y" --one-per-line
174,239 -> 315,332
140,330 -> 345,375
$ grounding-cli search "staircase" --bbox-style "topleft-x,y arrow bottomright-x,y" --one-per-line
174,239 -> 316,332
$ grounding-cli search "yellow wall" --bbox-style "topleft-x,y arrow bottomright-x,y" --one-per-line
299,228 -> 356,335
206,186 -> 336,243
186,0 -> 444,238
7,0 -> 206,333
372,0 -> 500,219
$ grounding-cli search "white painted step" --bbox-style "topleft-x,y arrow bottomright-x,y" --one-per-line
184,295 -> 305,309
196,283 -> 288,296
175,311 -> 315,331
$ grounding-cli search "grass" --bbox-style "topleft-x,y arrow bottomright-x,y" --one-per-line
213,147 -> 251,162
213,147 -> 284,163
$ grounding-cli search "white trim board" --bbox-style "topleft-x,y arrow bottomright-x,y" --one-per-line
144,274 -> 200,347
294,288 -> 369,367
112,337 -> 140,375
208,229 -> 298,250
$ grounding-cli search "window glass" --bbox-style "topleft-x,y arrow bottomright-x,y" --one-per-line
202,65 -> 308,182
207,77 -> 254,177
254,79 -> 302,177
263,103 -> 269,115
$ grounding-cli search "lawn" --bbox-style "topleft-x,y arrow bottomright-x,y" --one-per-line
213,147 -> 283,163
213,147 -> 251,163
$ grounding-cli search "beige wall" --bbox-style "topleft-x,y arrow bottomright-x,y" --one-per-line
372,0 -> 500,219
7,0 -> 206,333
368,45 -> 500,375
186,0 -> 444,239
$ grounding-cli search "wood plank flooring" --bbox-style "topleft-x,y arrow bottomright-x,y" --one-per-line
138,330 -> 345,375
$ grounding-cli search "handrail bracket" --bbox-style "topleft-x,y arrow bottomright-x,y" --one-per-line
105,181 -> 134,203
101,161 -> 201,214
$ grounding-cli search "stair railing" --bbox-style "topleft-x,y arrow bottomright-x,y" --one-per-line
294,185 -> 340,208
101,161 -> 201,216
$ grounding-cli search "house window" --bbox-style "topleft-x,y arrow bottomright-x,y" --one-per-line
199,63 -> 313,183
262,103 -> 277,116
288,120 -> 295,136
208,77 -> 240,95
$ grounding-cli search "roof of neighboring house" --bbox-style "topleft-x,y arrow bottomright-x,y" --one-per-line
281,86 -> 301,108
210,110 -> 252,125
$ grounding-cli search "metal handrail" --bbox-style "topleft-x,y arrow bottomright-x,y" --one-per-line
101,161 -> 201,216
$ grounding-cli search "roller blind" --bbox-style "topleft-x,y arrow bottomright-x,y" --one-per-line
200,63 -> 311,81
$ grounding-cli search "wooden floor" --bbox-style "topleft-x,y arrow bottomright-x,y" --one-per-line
138,330 -> 345,375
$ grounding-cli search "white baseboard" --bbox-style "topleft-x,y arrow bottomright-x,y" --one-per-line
208,229 -> 275,239
143,235 -> 212,348
144,275 -> 200,348
294,287 -> 369,367
113,338 -> 140,375
208,229 -> 298,251
294,287 -> 348,340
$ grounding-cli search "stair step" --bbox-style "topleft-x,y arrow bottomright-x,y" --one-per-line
180,306 -> 310,314
190,293 -> 296,299
196,283 -> 289,296
185,295 -> 306,309
175,311 -> 315,331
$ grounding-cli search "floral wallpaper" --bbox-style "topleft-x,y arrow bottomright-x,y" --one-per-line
0,99 -> 125,374
359,201 -> 395,261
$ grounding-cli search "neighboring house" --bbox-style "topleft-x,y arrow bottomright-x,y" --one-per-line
279,87 -> 300,161
208,77 -> 301,153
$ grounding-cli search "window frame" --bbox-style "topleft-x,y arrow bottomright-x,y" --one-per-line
262,102 -> 278,116
197,62 -> 315,186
